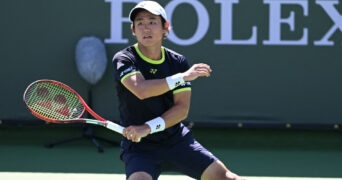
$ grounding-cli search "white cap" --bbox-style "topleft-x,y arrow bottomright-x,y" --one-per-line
129,1 -> 167,22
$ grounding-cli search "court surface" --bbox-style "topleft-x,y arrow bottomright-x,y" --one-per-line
1,126 -> 341,179
1,172 -> 342,180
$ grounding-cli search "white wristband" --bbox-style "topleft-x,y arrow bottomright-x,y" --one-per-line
165,74 -> 185,90
145,117 -> 165,134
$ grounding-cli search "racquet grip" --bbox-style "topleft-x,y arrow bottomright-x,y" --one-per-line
106,121 -> 124,134
106,121 -> 141,142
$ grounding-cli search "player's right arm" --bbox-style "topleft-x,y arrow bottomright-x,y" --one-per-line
121,63 -> 212,100
121,72 -> 171,100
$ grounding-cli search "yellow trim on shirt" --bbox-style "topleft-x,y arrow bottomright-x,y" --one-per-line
134,43 -> 165,65
173,87 -> 191,94
120,71 -> 141,83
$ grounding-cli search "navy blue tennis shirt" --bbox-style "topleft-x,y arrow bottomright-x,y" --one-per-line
112,44 -> 192,148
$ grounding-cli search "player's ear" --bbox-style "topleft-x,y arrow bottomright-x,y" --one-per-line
131,24 -> 136,36
163,21 -> 170,38
164,21 -> 170,31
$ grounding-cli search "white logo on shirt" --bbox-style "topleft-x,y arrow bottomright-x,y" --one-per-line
117,61 -> 124,69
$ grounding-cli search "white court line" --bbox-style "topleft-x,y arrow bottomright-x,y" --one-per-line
0,172 -> 341,180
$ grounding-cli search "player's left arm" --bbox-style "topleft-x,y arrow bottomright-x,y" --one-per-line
161,89 -> 191,128
124,88 -> 191,141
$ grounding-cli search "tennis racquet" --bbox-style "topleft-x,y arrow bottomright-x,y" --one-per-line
23,79 -> 124,135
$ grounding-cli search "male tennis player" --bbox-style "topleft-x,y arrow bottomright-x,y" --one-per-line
112,1 -> 244,180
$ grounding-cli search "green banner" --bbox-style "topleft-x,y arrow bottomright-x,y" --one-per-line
1,0 -> 341,127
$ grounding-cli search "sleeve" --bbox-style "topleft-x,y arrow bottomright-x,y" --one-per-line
112,51 -> 140,83
173,56 -> 191,93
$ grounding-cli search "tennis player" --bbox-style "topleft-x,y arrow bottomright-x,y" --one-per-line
112,1 -> 244,180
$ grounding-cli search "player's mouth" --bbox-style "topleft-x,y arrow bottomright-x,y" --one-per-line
143,36 -> 152,39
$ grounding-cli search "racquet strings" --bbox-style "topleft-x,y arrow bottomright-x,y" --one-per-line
24,81 -> 84,121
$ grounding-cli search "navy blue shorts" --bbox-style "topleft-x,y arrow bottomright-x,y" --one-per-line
121,136 -> 217,180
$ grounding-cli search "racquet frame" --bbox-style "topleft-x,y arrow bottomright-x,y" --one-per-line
23,79 -> 124,134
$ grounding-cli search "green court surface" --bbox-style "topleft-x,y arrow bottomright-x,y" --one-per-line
0,125 -> 341,179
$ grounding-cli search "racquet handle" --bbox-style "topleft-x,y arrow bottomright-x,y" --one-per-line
106,121 -> 141,142
106,121 -> 124,134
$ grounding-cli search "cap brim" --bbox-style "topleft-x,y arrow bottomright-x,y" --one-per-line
129,8 -> 163,22
129,1 -> 167,22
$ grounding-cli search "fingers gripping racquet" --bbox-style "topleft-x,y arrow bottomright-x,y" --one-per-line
23,79 -> 124,134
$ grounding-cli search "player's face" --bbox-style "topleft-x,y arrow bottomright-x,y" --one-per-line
132,10 -> 166,47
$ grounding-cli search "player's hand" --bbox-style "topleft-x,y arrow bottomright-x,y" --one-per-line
123,124 -> 150,143
182,63 -> 212,82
